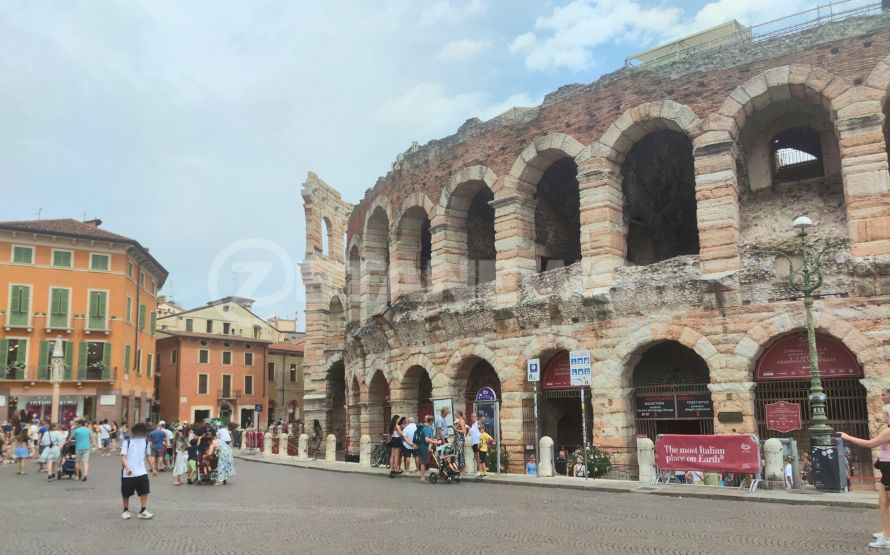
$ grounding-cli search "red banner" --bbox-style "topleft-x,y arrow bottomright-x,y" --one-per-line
755,333 -> 861,381
764,401 -> 802,433
543,351 -> 572,390
655,434 -> 760,473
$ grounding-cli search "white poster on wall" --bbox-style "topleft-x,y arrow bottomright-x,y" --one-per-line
99,395 -> 117,406
0,395 -> 5,407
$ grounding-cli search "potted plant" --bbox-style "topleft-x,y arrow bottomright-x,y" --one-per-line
569,445 -> 612,477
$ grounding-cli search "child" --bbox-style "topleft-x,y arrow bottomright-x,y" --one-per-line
120,422 -> 157,520
14,430 -> 30,475
478,424 -> 493,476
186,438 -> 198,485
526,455 -> 537,476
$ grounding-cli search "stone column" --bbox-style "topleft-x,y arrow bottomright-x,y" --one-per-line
708,382 -> 757,435
359,434 -> 372,468
279,433 -> 289,458
325,434 -> 336,462
577,154 -> 624,292
464,435 -> 476,476
491,185 -> 536,305
637,437 -> 656,483
539,436 -> 554,477
763,437 -> 784,489
692,137 -> 741,278
499,390 -> 533,474
430,219 -> 468,291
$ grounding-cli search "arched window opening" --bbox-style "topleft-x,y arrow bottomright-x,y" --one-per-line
467,187 -> 496,286
363,207 -> 390,317
395,206 -> 432,296
347,245 -> 361,323
621,129 -> 698,266
420,218 -> 431,290
535,157 -> 580,272
321,218 -> 331,256
328,297 -> 345,346
771,127 -> 824,183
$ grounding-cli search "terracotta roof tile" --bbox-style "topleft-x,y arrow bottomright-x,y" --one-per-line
0,218 -> 133,242
268,341 -> 305,353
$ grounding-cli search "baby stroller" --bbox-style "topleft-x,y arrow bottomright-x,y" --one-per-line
56,440 -> 77,480
194,451 -> 218,486
428,443 -> 461,484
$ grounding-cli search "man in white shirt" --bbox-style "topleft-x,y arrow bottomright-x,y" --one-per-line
161,421 -> 174,469
120,422 -> 157,520
99,419 -> 112,456
469,413 -> 482,478
401,417 -> 417,473
784,457 -> 794,490
217,425 -> 232,446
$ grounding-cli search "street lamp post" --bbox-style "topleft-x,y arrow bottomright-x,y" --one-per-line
765,216 -> 843,448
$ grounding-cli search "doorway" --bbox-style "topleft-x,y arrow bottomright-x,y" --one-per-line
240,408 -> 254,428
194,409 -> 211,423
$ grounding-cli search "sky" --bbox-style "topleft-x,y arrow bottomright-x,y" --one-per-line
0,0 -> 872,327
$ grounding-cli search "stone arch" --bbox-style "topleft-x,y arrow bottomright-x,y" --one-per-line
393,196 -> 434,298
346,236 -> 362,323
444,343 -> 499,382
517,334 -> 583,385
325,359 -> 347,449
594,100 -> 702,165
438,165 -> 498,209
362,201 -> 392,319
363,357 -> 393,388
393,352 -> 438,384
327,296 -> 345,347
610,323 -> 720,388
508,133 -> 585,184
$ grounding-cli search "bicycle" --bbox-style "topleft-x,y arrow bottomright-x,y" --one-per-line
370,435 -> 390,468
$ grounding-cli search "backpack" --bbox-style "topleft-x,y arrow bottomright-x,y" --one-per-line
413,426 -> 424,447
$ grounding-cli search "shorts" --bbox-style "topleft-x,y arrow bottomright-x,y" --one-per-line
417,450 -> 429,467
75,450 -> 90,464
387,437 -> 401,449
188,460 -> 197,472
877,460 -> 890,490
471,444 -> 479,453
151,447 -> 165,458
39,446 -> 60,463
15,446 -> 29,459
402,447 -> 415,458
121,474 -> 150,498
101,438 -> 111,448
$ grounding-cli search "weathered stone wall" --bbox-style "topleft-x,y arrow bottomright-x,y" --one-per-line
302,14 -> 890,470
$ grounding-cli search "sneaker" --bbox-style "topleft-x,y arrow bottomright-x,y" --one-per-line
870,537 -> 890,549
877,533 -> 887,540
138,510 -> 154,520
121,510 -> 132,520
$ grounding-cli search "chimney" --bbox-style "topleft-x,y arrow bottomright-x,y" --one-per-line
84,218 -> 103,228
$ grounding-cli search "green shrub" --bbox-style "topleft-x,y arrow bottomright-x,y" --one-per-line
569,446 -> 612,477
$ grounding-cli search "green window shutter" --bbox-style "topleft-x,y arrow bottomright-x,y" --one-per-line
0,339 -> 7,371
126,297 -> 132,322
9,285 -> 29,327
102,343 -> 112,380
50,289 -> 69,328
39,341 -> 49,379
63,341 -> 73,380
150,311 -> 157,335
147,353 -> 153,378
13,246 -> 32,264
88,291 -> 107,330
138,305 -> 146,330
124,344 -> 131,374
77,341 -> 88,380
16,339 -> 27,363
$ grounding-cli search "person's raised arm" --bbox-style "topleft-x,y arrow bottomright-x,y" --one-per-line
840,428 -> 890,449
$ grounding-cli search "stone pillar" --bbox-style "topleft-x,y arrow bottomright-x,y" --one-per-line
430,219 -> 467,291
263,432 -> 272,455
325,434 -> 336,462
491,185 -> 536,304
539,436 -> 554,477
359,434 -> 372,468
577,154 -> 624,292
464,435 -> 477,476
708,382 -> 757,435
279,433 -> 289,458
692,137 -> 741,277
763,438 -> 784,489
297,433 -> 309,461
637,437 -> 656,484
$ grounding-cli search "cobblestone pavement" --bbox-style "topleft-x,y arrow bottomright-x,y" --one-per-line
0,455 -> 881,554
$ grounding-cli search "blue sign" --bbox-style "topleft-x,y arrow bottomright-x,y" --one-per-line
475,387 -> 497,402
569,350 -> 592,387
255,404 -> 263,413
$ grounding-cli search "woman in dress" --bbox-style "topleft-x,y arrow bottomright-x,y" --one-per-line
311,419 -> 323,461
39,423 -> 64,481
214,431 -> 236,485
840,404 -> 890,549
452,411 -> 467,471
172,425 -> 189,486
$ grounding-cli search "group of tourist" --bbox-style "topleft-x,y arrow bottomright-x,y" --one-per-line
385,406 -> 494,481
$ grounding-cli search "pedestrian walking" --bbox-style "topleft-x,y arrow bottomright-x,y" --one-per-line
99,419 -> 113,456
110,421 -> 119,452
401,417 -> 417,473
840,403 -> 890,549
216,424 -> 233,446
120,422 -> 157,520
452,410 -> 467,470
468,413 -> 482,479
213,431 -> 236,485
186,438 -> 198,484
310,419 -> 323,461
417,415 -> 436,482
387,415 -> 404,478
172,425 -> 189,486
434,406 -> 451,445
149,422 -> 168,471
478,424 -> 493,477
71,419 -> 92,481
162,422 -> 174,468
39,423 -> 64,481
14,430 -> 30,475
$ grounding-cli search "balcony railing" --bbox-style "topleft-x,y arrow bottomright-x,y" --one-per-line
218,389 -> 243,401
0,364 -> 28,380
77,366 -> 115,382
37,365 -> 74,381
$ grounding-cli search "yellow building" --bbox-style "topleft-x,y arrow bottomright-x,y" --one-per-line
0,218 -> 167,427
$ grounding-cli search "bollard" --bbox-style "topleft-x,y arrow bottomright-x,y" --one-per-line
263,432 -> 273,455
279,433 -> 289,457
325,434 -> 336,462
637,437 -> 656,483
464,436 -> 476,476
297,433 -> 309,461
359,435 -> 372,468
764,438 -> 784,489
538,436 -> 554,477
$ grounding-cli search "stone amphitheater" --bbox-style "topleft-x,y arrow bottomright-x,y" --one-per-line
299,9 -> 890,477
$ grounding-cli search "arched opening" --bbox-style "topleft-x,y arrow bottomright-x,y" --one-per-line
326,361 -> 346,450
327,297 -> 345,347
446,181 -> 496,287
367,370 -> 390,438
621,129 -> 698,265
753,332 -> 871,488
632,342 -> 713,440
464,359 -> 501,419
363,207 -> 391,317
395,206 -> 432,296
400,365 -> 434,421
267,399 -> 277,427
535,157 -> 581,272
738,98 -> 845,245
321,218 -> 331,256
539,350 -> 592,452
219,402 -> 233,423
347,245 -> 361,322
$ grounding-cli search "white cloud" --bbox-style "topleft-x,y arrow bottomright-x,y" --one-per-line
420,0 -> 487,25
435,38 -> 491,62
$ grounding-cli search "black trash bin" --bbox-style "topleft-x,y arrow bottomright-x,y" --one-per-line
811,437 -> 848,492
233,429 -> 243,449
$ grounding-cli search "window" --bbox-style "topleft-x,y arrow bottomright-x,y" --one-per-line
12,245 -> 33,264
244,352 -> 253,366
8,285 -> 31,327
150,311 -> 156,335
151,279 -> 157,295
88,291 -> 108,330
136,348 -> 142,374
290,364 -> 297,383
185,318 -> 193,332
171,350 -> 177,364
124,344 -> 131,374
244,375 -> 254,396
198,374 -> 209,395
199,349 -> 209,364
126,297 -> 132,322
206,320 -> 213,333
138,304 -> 146,330
222,351 -> 232,365
223,305 -> 230,312
127,261 -> 134,279
52,250 -> 72,268
772,127 -> 824,183
253,325 -> 261,339
147,353 -> 153,378
2,338 -> 27,379
90,253 -> 109,271
49,288 -> 70,329
267,362 -> 275,382
139,271 -> 145,287
79,341 -> 110,380
223,322 -> 231,335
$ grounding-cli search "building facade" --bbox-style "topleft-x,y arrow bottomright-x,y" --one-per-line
0,218 -> 167,427
300,12 -> 890,477
267,337 -> 305,425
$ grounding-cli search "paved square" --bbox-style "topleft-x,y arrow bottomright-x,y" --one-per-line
0,455 -> 880,554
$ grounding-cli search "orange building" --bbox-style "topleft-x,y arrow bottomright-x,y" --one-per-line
0,218 -> 167,428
